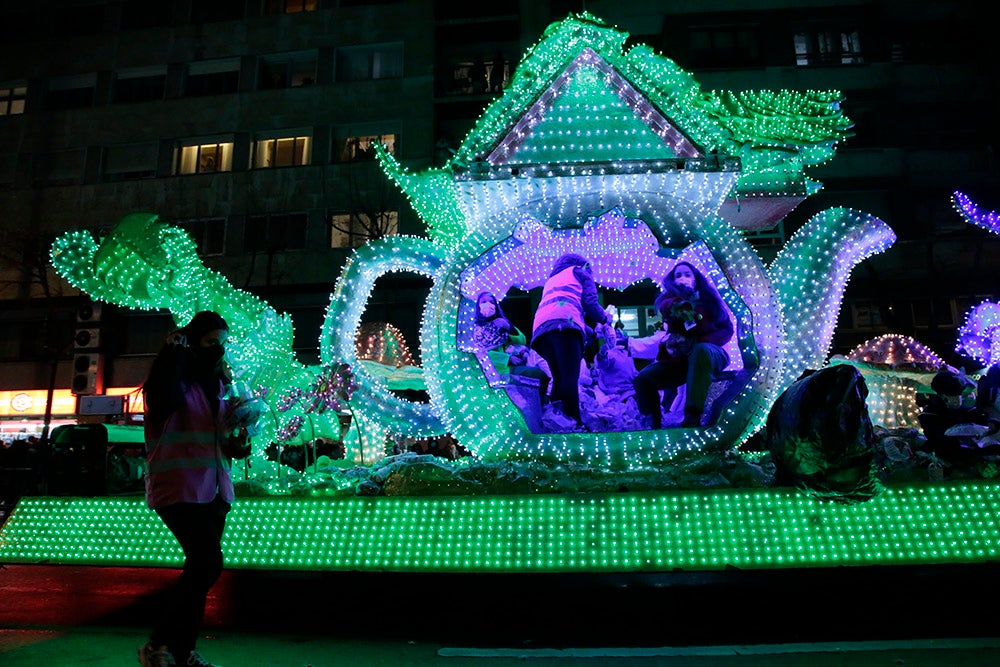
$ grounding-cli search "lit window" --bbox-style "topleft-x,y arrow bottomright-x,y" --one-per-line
258,52 -> 318,89
0,85 -> 27,115
264,0 -> 317,14
335,44 -> 403,82
252,136 -> 310,168
329,211 -> 398,248
794,26 -> 863,66
175,142 -> 234,175
334,133 -> 396,163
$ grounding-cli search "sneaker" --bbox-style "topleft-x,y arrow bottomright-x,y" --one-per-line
184,650 -> 221,667
138,642 -> 176,667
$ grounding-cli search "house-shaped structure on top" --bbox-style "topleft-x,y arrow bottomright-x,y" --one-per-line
384,11 -> 853,246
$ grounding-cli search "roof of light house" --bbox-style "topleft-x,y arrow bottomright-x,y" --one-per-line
379,12 -> 854,242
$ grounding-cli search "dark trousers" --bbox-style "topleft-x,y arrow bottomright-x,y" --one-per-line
151,495 -> 230,659
510,364 -> 550,401
634,342 -> 729,426
533,329 -> 585,422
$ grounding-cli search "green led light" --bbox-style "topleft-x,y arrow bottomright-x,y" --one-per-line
3,482 -> 1000,572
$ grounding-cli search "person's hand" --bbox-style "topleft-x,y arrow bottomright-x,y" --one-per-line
166,331 -> 187,347
224,426 -> 252,460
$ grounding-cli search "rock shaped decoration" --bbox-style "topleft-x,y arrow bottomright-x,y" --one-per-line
764,364 -> 880,502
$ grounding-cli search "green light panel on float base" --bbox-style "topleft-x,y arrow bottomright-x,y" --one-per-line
2,482 -> 999,572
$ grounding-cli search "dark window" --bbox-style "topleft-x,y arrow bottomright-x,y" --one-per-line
120,0 -> 173,29
45,85 -> 95,111
258,52 -> 318,89
190,0 -> 246,23
112,74 -> 166,104
794,23 -> 864,66
688,25 -> 761,69
1,12 -> 44,45
185,69 -> 239,97
333,133 -> 396,163
34,150 -> 85,186
53,4 -> 105,38
341,0 -> 401,6
330,211 -> 398,247
336,44 -> 403,82
547,0 -> 584,22
264,0 -> 318,14
911,298 -> 956,328
103,143 -> 158,182
179,218 -> 227,256
244,213 -> 307,253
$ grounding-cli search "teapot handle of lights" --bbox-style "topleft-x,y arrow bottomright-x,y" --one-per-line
319,237 -> 448,445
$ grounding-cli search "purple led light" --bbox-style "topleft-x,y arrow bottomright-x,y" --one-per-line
957,301 -> 1000,367
953,191 -> 1000,236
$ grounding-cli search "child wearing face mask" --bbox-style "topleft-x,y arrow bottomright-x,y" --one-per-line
630,261 -> 733,429
473,291 -> 551,404
138,310 -> 248,667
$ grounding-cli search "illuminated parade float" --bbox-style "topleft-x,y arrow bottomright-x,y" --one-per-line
3,13 -> 1000,574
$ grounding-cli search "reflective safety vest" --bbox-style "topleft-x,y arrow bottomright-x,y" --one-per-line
144,381 -> 234,509
532,266 -> 585,334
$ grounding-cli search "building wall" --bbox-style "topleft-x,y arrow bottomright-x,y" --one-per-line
0,0 -> 997,412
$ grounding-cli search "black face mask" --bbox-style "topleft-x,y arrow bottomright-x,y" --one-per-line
191,345 -> 225,369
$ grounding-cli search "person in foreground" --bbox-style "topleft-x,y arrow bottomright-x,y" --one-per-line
632,261 -> 733,428
138,311 -> 252,667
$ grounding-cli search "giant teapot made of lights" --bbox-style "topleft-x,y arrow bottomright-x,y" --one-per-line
319,14 -> 896,466
48,14 -> 895,467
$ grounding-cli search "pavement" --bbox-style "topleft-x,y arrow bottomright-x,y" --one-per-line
4,562 -> 1000,666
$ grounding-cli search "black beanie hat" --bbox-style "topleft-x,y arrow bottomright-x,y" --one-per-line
181,311 -> 228,341
931,370 -> 972,397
